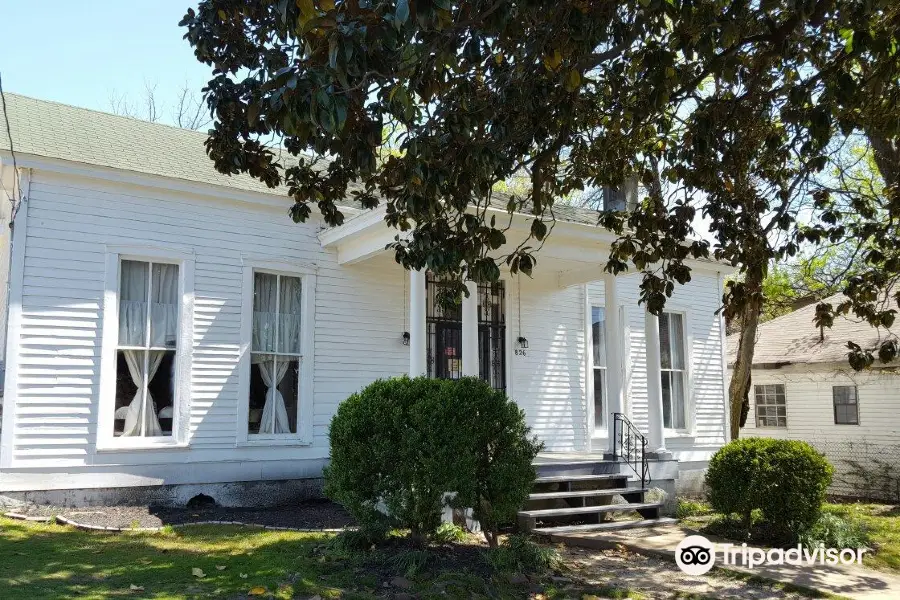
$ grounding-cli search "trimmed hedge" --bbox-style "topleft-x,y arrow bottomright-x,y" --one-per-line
706,437 -> 834,538
324,376 -> 542,547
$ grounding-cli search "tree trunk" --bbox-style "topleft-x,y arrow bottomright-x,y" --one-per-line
867,131 -> 899,189
727,275 -> 763,440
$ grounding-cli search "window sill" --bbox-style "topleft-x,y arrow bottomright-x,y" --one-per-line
96,440 -> 190,453
236,438 -> 312,448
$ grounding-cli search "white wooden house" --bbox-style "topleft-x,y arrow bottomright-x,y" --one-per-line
729,296 -> 900,501
0,93 -> 730,507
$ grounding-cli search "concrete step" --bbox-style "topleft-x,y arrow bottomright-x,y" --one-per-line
534,473 -> 627,485
533,459 -> 618,478
519,502 -> 661,519
528,487 -> 647,501
534,517 -> 678,536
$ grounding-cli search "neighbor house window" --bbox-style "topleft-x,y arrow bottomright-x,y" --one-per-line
659,312 -> 687,429
833,385 -> 859,425
755,384 -> 787,428
592,306 -> 607,430
247,272 -> 303,435
114,260 -> 179,437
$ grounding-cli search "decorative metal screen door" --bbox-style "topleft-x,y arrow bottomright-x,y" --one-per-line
477,281 -> 506,391
426,274 -> 505,390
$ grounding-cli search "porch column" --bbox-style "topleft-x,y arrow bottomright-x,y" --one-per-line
409,269 -> 426,376
604,273 -> 624,453
462,280 -> 479,376
644,309 -> 667,454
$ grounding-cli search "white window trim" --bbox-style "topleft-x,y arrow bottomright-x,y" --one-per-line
754,383 -> 788,429
588,303 -> 608,438
660,307 -> 694,436
236,259 -> 316,446
97,246 -> 195,451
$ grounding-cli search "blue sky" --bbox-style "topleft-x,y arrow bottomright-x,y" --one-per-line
0,1 -> 209,125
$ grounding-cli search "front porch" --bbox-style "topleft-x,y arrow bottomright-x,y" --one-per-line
319,206 -> 680,462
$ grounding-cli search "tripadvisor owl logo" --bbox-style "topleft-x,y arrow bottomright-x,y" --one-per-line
675,535 -> 716,575
674,533 -> 867,575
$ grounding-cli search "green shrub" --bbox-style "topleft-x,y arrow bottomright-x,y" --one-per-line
445,377 -> 543,548
676,498 -> 713,519
705,438 -> 834,539
486,534 -> 561,574
324,376 -> 542,547
433,522 -> 466,543
799,513 -> 869,550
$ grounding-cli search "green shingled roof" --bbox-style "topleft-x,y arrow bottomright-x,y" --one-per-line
0,92 -> 297,197
0,91 -> 604,226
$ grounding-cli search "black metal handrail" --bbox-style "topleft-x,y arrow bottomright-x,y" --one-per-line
612,412 -> 650,488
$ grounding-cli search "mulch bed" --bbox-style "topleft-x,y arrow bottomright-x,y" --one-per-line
5,499 -> 354,531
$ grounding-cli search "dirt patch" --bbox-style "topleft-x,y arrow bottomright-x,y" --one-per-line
9,499 -> 354,531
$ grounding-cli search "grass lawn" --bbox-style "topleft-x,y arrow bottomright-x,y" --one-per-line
0,517 -> 650,600
822,503 -> 900,573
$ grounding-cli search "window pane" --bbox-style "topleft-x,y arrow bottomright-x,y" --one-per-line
659,313 -> 671,369
661,371 -> 687,429
592,306 -> 606,367
249,354 -> 297,434
150,263 -> 179,348
252,273 -> 278,352
114,349 -> 174,437
594,367 -> 605,428
277,276 -> 303,354
668,313 -> 685,370
119,260 -> 148,346
147,351 -> 176,437
114,350 -> 139,437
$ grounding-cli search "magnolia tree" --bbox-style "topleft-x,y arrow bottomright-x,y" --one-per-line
182,0 -> 900,438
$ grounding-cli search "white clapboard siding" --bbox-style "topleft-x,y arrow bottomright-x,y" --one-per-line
588,271 -> 727,459
4,170 -> 409,478
744,365 -> 900,444
743,365 -> 900,498
1,168 -> 728,489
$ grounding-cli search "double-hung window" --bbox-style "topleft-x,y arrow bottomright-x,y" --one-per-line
239,263 -> 315,444
659,312 -> 687,430
755,384 -> 787,428
113,259 -> 180,438
248,272 -> 303,435
591,306 -> 607,430
833,385 -> 859,425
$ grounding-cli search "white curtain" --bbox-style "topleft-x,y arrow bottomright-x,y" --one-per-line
151,263 -> 179,347
122,349 -> 165,437
119,260 -> 148,346
278,275 -> 303,354
119,261 -> 179,348
253,273 -> 278,352
253,355 -> 291,433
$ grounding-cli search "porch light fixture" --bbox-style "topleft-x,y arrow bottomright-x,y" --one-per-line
517,336 -> 529,349
402,331 -> 410,346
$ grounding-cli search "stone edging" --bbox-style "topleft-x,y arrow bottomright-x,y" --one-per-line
5,511 -> 349,534
3,511 -> 53,523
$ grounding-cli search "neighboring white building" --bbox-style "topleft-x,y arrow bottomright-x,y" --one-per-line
729,297 -> 900,501
0,94 -> 730,505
